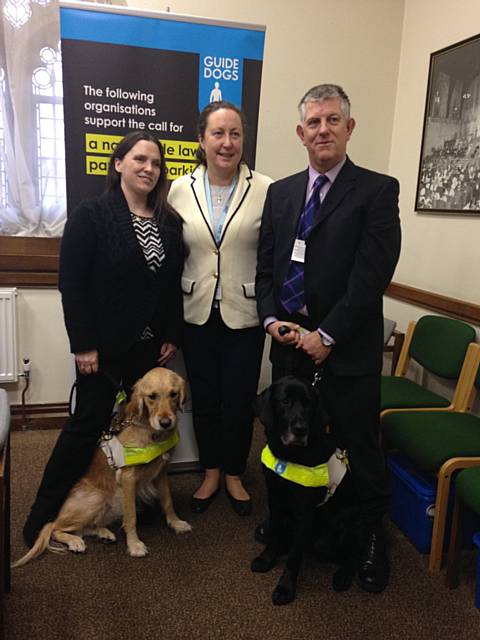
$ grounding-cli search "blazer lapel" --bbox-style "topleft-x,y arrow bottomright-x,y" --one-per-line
281,170 -> 309,249
218,163 -> 253,244
313,158 -> 356,228
190,165 -> 217,244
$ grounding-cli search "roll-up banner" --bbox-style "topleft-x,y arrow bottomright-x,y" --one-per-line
59,1 -> 266,211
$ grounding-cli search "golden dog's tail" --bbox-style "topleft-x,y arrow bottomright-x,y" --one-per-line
11,522 -> 57,568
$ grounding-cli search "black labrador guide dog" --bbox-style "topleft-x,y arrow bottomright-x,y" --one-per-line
252,375 -> 358,605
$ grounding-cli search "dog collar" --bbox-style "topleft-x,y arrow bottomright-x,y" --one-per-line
100,429 -> 179,469
261,444 -> 349,497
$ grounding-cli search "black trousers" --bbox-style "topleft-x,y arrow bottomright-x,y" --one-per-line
25,339 -> 161,531
272,348 -> 389,527
183,310 -> 265,476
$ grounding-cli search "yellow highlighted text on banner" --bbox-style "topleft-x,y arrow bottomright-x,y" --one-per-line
86,155 -> 109,175
167,162 -> 196,180
84,133 -> 199,160
162,140 -> 198,161
86,154 -> 195,179
86,133 -> 122,155
84,133 -> 198,178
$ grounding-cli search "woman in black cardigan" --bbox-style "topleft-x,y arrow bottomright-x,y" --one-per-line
23,132 -> 183,547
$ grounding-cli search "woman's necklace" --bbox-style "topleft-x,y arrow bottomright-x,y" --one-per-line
210,184 -> 231,207
130,207 -> 153,219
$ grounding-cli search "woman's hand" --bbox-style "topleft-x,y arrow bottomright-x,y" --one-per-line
157,342 -> 177,366
75,349 -> 99,375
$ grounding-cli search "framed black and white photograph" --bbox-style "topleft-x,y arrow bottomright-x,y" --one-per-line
415,33 -> 480,215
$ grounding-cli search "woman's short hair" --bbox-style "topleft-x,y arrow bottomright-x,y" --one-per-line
106,131 -> 174,217
196,101 -> 247,166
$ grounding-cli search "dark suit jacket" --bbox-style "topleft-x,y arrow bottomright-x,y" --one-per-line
59,188 -> 184,357
256,157 -> 401,376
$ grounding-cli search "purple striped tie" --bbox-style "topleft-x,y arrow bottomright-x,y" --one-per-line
280,174 -> 329,314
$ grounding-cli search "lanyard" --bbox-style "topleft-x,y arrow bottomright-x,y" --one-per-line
204,170 -> 238,244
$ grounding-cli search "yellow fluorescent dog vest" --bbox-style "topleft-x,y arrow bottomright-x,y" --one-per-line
100,429 -> 179,469
261,445 -> 349,501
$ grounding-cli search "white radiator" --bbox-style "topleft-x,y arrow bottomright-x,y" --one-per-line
0,287 -> 18,383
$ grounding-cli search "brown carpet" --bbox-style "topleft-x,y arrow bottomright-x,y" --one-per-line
5,423 -> 480,640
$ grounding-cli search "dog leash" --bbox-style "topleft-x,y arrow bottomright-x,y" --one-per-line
68,368 -> 122,417
278,324 -> 325,389
312,369 -> 323,388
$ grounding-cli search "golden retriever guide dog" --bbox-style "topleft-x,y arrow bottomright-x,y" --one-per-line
13,367 -> 191,567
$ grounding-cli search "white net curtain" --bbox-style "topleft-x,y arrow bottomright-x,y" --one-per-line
0,0 -> 125,236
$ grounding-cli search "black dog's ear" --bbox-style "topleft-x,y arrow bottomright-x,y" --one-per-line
255,386 -> 274,428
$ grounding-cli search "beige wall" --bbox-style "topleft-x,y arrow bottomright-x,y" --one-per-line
3,0 -> 480,410
2,0 -> 405,406
133,0 -> 404,178
384,0 -> 480,413
386,0 -> 480,311
5,289 -> 71,405
384,0 -> 480,415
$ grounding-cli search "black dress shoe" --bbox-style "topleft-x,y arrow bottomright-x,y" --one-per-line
357,529 -> 390,593
225,488 -> 252,516
254,519 -> 270,544
189,488 -> 219,514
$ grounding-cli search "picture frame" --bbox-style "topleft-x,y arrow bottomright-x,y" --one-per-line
415,33 -> 480,216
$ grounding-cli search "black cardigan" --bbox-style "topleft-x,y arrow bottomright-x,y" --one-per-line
58,188 -> 183,357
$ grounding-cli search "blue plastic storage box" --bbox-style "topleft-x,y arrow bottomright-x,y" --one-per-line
388,453 -> 480,554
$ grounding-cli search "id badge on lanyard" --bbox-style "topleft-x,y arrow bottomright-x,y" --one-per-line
291,238 -> 306,263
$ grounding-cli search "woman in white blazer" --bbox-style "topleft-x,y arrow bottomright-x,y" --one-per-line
168,101 -> 272,516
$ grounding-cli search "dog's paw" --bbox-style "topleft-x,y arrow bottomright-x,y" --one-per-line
127,541 -> 148,557
272,583 -> 296,606
170,519 -> 192,534
67,537 -> 86,554
97,528 -> 117,544
251,553 -> 276,573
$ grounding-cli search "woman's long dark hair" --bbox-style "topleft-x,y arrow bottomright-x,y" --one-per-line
106,131 -> 177,219
196,101 -> 247,166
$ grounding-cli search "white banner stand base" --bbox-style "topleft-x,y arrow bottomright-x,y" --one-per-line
167,350 -> 201,473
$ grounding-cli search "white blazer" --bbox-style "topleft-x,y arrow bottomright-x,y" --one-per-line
168,163 -> 272,329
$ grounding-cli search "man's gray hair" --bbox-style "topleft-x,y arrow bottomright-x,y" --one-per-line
298,84 -> 351,122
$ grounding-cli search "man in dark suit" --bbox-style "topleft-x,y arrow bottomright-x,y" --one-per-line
255,84 -> 401,593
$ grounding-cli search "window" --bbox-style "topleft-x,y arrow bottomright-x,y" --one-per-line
32,44 -> 66,209
0,0 -> 126,286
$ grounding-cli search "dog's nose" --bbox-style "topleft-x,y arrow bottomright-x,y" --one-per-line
160,417 -> 172,428
291,423 -> 307,436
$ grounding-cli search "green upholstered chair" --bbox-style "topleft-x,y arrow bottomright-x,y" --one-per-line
446,466 -> 480,608
381,315 -> 478,419
382,358 -> 480,575
383,318 -> 405,375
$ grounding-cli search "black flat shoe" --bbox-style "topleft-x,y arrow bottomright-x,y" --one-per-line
226,488 -> 252,516
190,488 -> 219,514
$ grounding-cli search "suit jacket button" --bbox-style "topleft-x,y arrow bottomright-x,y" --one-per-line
213,273 -> 218,279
